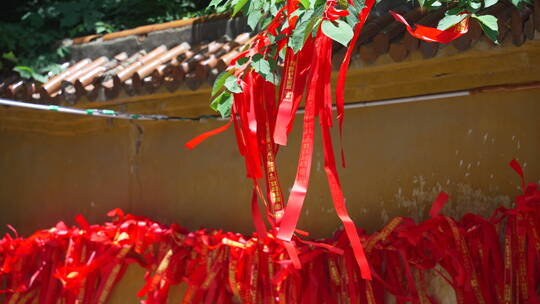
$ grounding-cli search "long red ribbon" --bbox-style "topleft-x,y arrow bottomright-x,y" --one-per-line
321,124 -> 372,280
319,34 -> 372,280
335,0 -> 376,168
276,35 -> 321,243
273,50 -> 298,146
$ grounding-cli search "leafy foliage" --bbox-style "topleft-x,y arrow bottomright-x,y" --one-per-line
2,0 -> 531,105
321,19 -> 354,47
0,0 -> 213,81
207,0 -> 530,117
473,13 -> 500,42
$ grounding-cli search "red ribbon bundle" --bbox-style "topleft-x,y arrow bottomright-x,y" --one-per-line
185,0 -> 474,281
186,0 -> 377,280
1,161 -> 539,304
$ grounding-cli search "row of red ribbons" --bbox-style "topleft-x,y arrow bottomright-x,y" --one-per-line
1,160 -> 539,304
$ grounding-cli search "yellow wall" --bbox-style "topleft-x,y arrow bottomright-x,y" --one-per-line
0,88 -> 538,238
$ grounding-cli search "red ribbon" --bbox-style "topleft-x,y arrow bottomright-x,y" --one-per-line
510,158 -> 526,192
273,49 -> 298,146
429,191 -> 449,218
335,0 -> 376,168
276,34 -> 322,243
251,187 -> 268,240
184,121 -> 232,150
390,10 -> 470,44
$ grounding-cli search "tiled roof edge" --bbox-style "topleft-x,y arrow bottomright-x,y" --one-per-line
69,16 -> 249,61
71,13 -> 231,45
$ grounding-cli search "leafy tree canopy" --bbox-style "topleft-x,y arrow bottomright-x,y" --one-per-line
207,0 -> 529,118
0,0 -> 212,81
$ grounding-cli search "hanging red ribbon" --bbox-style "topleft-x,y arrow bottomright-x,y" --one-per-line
335,0 -> 376,168
276,33 -> 322,243
184,121 -> 232,150
390,10 -> 470,44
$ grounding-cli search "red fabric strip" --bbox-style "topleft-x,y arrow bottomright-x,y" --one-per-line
276,36 -> 321,243
319,33 -> 372,280
429,191 -> 449,218
274,50 -> 298,146
251,186 -> 268,239
509,158 -> 525,192
283,241 -> 301,269
185,121 -> 232,150
390,11 -> 469,44
320,122 -> 372,280
335,0 -> 376,168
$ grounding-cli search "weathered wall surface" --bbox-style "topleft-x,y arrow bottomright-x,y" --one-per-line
2,26 -> 539,304
0,87 -> 539,304
0,88 -> 538,238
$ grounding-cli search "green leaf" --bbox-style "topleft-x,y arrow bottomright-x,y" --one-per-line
437,14 -> 468,30
236,57 -> 249,66
468,1 -> 482,11
254,54 -> 280,84
247,0 -> 264,12
247,9 -> 263,30
212,71 -> 232,96
251,54 -> 274,83
31,72 -> 49,83
511,0 -> 531,8
472,14 -> 499,44
337,0 -> 349,8
484,0 -> 498,7
446,6 -> 466,16
299,0 -> 311,8
321,19 -> 354,47
224,76 -> 243,93
279,47 -> 287,61
345,7 -> 360,28
288,9 -> 315,53
270,3 -> 280,15
210,91 -> 233,118
252,53 -> 264,61
268,58 -> 278,71
289,30 -> 306,53
260,15 -> 273,29
232,0 -> 249,16
56,46 -> 70,58
13,66 -> 34,79
2,52 -> 18,63
264,73 -> 281,85
208,0 -> 224,8
351,0 -> 366,7
429,1 -> 443,9
40,63 -> 63,75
